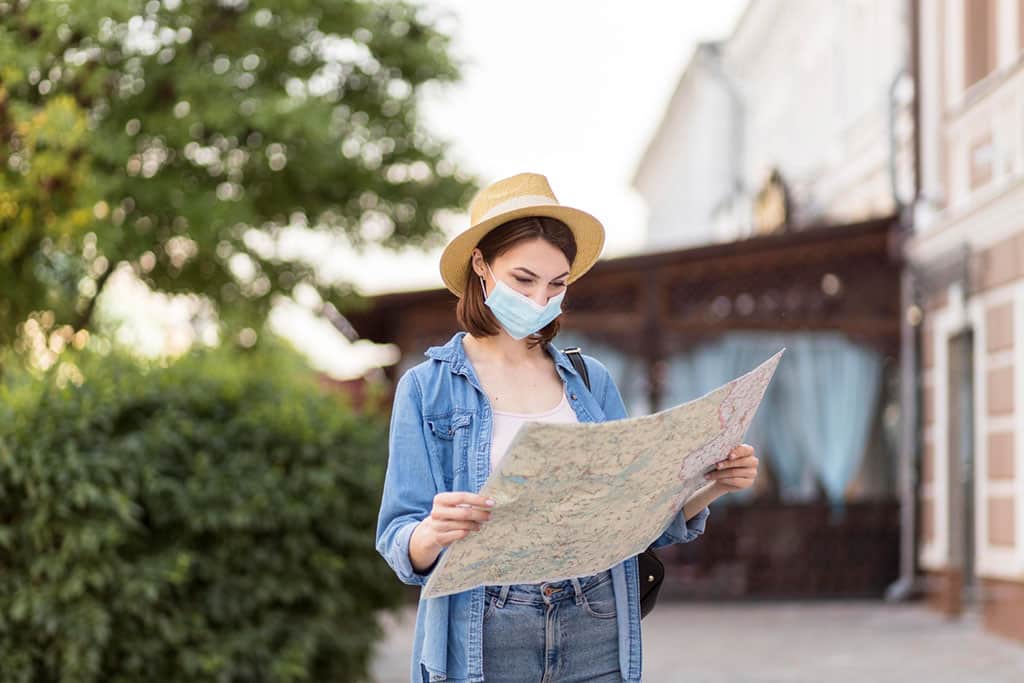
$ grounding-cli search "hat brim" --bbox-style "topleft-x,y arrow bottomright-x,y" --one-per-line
439,204 -> 606,297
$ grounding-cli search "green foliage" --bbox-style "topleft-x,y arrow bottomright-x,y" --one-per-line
0,0 -> 479,344
0,335 -> 399,682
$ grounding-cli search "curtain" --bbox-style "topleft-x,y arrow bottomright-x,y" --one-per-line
658,331 -> 883,510
660,334 -> 780,505
781,333 -> 883,515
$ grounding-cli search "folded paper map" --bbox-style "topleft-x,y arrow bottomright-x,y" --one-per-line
421,348 -> 785,599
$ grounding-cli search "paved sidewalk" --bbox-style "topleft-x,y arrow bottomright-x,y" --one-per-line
371,600 -> 1024,682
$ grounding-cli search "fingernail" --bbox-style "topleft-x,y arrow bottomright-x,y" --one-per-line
486,499 -> 496,506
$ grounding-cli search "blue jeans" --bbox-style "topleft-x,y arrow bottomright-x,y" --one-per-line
481,570 -> 621,682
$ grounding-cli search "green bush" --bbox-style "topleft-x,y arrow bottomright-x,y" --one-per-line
0,338 -> 398,682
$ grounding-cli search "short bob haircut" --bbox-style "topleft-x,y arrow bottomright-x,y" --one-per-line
456,216 -> 578,350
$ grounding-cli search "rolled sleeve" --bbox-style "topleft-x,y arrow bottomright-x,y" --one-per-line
650,505 -> 711,549
388,519 -> 442,585
375,371 -> 442,586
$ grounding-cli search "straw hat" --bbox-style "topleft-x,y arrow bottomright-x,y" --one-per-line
439,172 -> 606,297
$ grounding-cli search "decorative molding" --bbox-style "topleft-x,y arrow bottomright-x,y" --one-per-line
752,168 -> 792,235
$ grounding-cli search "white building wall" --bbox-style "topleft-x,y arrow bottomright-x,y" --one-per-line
725,0 -> 910,227
637,47 -> 738,251
633,0 -> 912,249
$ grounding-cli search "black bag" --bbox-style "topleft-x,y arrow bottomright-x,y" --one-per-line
561,346 -> 665,619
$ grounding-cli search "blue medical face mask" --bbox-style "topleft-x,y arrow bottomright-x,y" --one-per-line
479,263 -> 566,340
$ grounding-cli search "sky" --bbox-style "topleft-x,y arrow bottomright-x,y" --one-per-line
333,0 -> 750,296
105,0 -> 750,379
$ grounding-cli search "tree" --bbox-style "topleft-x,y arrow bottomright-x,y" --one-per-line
0,0 -> 477,351
0,334 -> 398,682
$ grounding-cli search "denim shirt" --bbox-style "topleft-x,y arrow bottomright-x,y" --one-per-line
375,331 -> 711,683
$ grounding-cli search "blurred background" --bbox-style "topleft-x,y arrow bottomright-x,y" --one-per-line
3,0 -> 1024,681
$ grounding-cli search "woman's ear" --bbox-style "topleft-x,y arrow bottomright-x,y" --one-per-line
471,248 -> 485,277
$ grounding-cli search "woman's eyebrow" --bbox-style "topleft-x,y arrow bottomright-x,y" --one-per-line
513,266 -> 570,280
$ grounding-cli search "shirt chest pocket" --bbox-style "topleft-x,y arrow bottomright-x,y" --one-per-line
424,411 -> 473,488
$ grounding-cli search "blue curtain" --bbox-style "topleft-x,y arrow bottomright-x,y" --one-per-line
658,331 -> 883,510
554,330 -> 884,512
659,335 -> 781,505
782,333 -> 883,515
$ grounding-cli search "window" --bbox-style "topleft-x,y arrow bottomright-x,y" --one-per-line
963,0 -> 998,89
1019,0 -> 1024,54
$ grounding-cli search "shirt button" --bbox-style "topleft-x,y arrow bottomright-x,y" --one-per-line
571,393 -> 578,400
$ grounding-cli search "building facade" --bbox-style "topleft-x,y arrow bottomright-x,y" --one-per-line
632,0 -> 915,249
910,0 -> 1024,642
628,0 -> 912,515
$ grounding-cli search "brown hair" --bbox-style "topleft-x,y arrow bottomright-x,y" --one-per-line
456,216 -> 578,350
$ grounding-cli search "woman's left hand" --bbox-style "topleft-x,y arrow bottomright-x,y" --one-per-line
704,444 -> 758,493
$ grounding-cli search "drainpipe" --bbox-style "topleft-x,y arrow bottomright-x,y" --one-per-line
885,0 -> 923,603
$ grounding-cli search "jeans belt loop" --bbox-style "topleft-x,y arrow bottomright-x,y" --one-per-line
496,584 -> 510,608
570,577 -> 584,606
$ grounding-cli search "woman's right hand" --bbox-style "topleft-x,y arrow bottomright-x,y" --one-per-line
419,491 -> 495,549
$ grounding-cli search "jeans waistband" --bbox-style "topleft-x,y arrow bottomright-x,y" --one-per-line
483,569 -> 612,608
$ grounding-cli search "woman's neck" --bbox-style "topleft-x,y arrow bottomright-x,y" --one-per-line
463,331 -> 545,368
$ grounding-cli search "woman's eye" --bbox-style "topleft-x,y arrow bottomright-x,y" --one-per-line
512,276 -> 565,287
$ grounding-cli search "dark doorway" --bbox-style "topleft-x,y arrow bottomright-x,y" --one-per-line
946,329 -> 976,609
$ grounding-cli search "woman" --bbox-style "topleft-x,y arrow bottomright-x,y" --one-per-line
375,172 -> 759,683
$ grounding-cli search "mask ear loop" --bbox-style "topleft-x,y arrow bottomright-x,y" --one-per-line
478,259 -> 492,297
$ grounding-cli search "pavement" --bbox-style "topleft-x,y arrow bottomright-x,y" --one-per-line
370,599 -> 1024,682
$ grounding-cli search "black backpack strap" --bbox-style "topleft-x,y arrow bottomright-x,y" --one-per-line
561,346 -> 591,392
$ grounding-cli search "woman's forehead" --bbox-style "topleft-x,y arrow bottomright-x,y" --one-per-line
492,238 -> 570,274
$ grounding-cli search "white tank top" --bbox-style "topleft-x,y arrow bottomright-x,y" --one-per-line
490,392 -> 579,471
